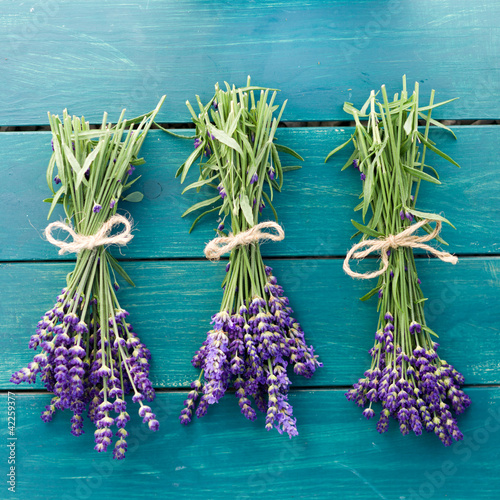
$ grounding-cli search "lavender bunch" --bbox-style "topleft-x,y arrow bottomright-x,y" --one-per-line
11,97 -> 165,459
326,77 -> 470,445
172,78 -> 321,437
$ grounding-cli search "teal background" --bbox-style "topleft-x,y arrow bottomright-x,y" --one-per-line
1,1 -> 499,499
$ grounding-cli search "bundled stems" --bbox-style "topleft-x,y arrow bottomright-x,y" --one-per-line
173,78 -> 321,436
11,97 -> 165,458
326,77 -> 470,445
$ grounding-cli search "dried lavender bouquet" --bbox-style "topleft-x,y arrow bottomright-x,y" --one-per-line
11,97 -> 165,458
326,77 -> 470,445
172,79 -> 321,437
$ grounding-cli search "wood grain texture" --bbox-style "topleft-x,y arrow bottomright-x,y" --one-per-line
2,388 -> 500,500
1,126 -> 498,261
2,0 -> 499,125
2,257 -> 499,389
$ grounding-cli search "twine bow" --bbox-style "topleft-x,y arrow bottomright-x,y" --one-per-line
44,214 -> 134,255
204,221 -> 284,261
343,219 -> 458,279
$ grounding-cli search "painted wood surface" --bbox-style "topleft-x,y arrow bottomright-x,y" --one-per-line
3,388 -> 500,500
2,257 -> 499,389
1,126 -> 499,262
2,0 -> 500,125
1,1 -> 499,498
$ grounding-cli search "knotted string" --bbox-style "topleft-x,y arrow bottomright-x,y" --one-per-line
343,219 -> 458,279
44,214 -> 133,255
204,221 -> 284,261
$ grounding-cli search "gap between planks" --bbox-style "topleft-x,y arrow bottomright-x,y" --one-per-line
0,119 -> 499,133
2,254 -> 499,265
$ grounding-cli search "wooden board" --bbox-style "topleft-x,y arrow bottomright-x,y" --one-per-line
1,126 -> 498,261
1,1 -> 499,498
2,0 -> 500,125
2,257 -> 499,389
3,388 -> 500,500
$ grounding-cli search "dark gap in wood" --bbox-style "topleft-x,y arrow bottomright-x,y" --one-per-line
0,119 -> 499,133
1,383 -> 498,396
1,253 -> 498,265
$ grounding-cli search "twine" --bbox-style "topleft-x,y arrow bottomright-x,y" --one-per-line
343,219 -> 458,279
44,214 -> 134,255
204,221 -> 284,261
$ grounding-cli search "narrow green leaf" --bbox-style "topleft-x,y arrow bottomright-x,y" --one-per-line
417,113 -> 457,139
46,153 -> 57,194
422,325 -> 439,338
188,204 -> 222,233
275,143 -> 304,161
240,194 -> 254,226
62,143 -> 82,175
123,175 -> 142,190
404,207 -> 456,229
403,164 -> 441,184
208,124 -> 243,155
403,110 -> 414,135
181,175 -> 218,194
371,195 -> 384,230
341,149 -> 358,171
351,219 -> 384,238
418,97 -> 458,112
325,136 -> 353,162
47,186 -> 65,220
262,191 -> 278,222
417,132 -> 460,168
153,122 -> 197,139
414,298 -> 428,304
108,254 -> 135,287
75,142 -> 101,188
182,195 -> 221,217
180,146 -> 203,183
359,286 -> 380,302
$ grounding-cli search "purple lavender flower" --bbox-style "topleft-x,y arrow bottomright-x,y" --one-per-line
409,321 -> 422,335
347,311 -> 469,445
360,172 -> 366,181
217,184 -> 227,199
250,173 -> 259,184
11,285 -> 157,459
93,204 -> 102,213
54,175 -> 61,185
183,265 -> 320,437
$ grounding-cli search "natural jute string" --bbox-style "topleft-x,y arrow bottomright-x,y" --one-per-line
45,214 -> 133,255
204,221 -> 284,261
343,219 -> 458,279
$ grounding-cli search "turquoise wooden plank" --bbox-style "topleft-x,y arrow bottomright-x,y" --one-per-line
2,0 -> 499,125
2,388 -> 499,500
2,257 -> 499,389
0,126 -> 498,261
